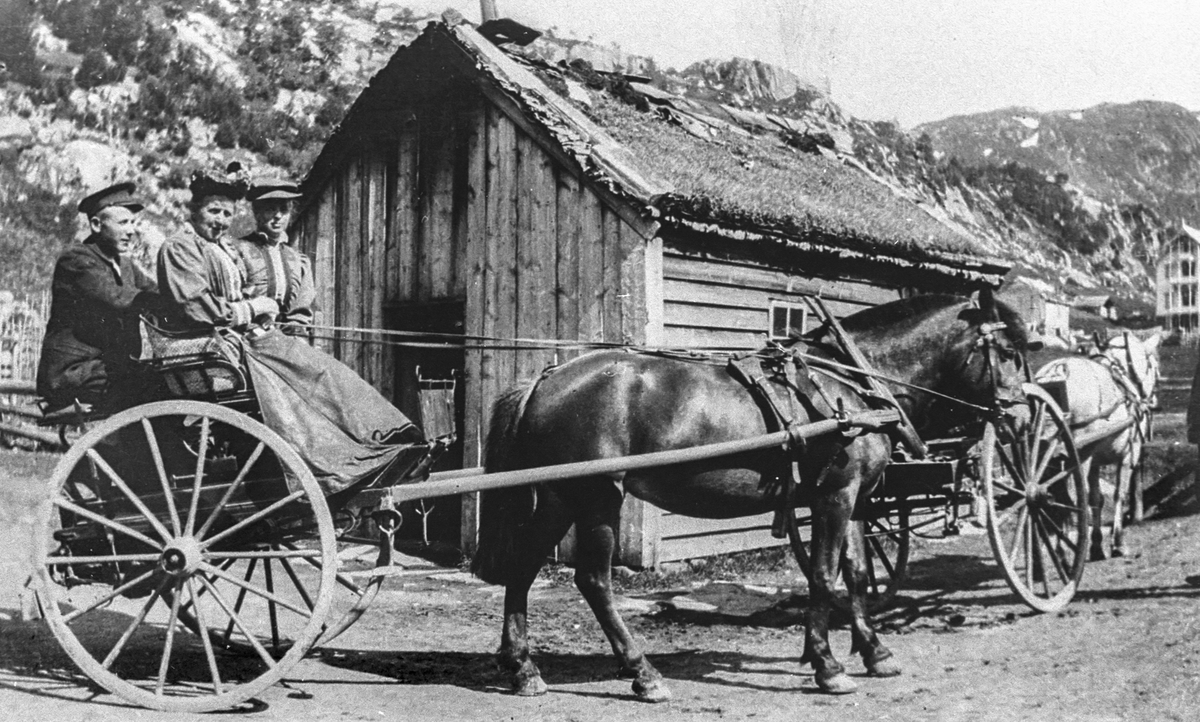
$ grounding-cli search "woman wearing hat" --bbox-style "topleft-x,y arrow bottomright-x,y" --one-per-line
236,179 -> 315,331
156,165 -> 421,495
157,164 -> 279,330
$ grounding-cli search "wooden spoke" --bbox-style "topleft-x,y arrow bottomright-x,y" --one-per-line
1030,438 -> 1062,486
54,498 -> 162,551
1006,505 -> 1028,563
101,578 -> 171,670
1039,510 -> 1081,554
994,442 -> 1026,490
278,557 -> 316,612
186,578 -> 223,695
199,562 -> 313,618
993,498 -> 1027,530
63,568 -> 159,623
200,490 -> 305,549
264,560 -> 280,653
184,415 -> 212,537
142,419 -> 182,537
990,478 -> 1024,498
85,449 -> 173,544
156,580 -> 185,696
1032,515 -> 1071,586
177,558 -> 239,618
195,441 -> 266,540
198,575 -> 277,669
223,559 -> 257,648
1037,469 -> 1072,494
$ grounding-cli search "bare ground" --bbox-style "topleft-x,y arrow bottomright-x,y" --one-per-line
1,421 -> 1200,722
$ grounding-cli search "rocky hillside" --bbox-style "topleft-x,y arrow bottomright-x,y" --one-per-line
0,0 -> 1185,320
917,102 -> 1200,225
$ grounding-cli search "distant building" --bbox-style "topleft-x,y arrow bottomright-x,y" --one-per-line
1155,224 -> 1200,331
1073,294 -> 1117,321
999,278 -> 1071,344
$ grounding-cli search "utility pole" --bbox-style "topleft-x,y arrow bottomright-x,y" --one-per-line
481,1 -> 499,22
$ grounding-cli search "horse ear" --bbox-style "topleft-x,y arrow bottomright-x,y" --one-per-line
977,286 -> 997,317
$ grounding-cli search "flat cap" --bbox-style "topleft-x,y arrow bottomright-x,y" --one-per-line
247,178 -> 302,202
78,182 -> 144,217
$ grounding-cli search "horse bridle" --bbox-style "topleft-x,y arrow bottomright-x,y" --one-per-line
970,321 -> 1027,413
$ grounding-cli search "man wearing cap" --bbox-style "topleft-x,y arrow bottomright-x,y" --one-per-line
36,182 -> 163,412
236,179 -> 315,331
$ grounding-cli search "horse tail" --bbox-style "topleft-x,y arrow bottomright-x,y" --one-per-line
470,381 -> 540,585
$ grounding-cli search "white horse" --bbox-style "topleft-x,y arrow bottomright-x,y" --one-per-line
1035,331 -> 1160,559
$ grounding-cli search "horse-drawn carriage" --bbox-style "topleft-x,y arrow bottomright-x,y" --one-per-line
24,291 -> 1151,710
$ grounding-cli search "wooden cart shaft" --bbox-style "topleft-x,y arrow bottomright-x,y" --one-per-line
391,408 -> 902,503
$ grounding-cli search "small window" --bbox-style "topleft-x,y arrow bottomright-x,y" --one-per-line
1183,259 -> 1195,278
769,302 -> 807,340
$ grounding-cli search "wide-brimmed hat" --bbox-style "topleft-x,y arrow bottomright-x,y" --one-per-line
247,178 -> 302,202
189,162 -> 251,201
79,182 -> 144,216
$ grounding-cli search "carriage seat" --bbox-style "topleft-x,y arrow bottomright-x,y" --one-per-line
138,320 -> 251,402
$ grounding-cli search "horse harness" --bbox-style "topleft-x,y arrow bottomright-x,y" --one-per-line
726,339 -> 908,537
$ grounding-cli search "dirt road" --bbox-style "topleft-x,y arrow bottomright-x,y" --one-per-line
2,440 -> 1200,722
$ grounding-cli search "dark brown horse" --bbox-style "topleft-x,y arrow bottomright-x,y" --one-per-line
471,293 -> 1032,700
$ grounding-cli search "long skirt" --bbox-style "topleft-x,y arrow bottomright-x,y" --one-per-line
242,328 -> 421,495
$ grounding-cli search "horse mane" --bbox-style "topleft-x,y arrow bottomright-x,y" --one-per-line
839,294 -> 965,332
838,293 -> 1032,351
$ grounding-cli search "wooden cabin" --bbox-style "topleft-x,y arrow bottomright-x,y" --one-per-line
292,12 -> 1009,568
1000,278 -> 1071,346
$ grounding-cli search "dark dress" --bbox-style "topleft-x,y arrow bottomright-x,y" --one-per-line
157,227 -> 421,494
235,231 -> 316,330
36,237 -> 163,411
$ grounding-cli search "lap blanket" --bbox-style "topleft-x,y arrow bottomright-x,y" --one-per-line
242,328 -> 421,495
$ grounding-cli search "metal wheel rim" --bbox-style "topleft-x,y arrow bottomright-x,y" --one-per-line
982,385 -> 1089,613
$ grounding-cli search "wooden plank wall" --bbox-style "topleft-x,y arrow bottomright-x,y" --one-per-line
654,246 -> 904,563
294,98 -> 652,561
661,249 -> 902,351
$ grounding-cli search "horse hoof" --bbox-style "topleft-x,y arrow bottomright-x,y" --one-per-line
816,670 -> 858,695
633,679 -> 672,703
1089,546 -> 1108,562
867,658 -> 902,678
513,676 -> 548,697
1112,545 -> 1128,558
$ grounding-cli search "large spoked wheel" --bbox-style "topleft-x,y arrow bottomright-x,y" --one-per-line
32,400 -> 337,713
787,507 -> 910,613
981,384 -> 1089,613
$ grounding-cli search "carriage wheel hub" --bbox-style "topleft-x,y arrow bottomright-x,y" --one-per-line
160,537 -> 203,577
